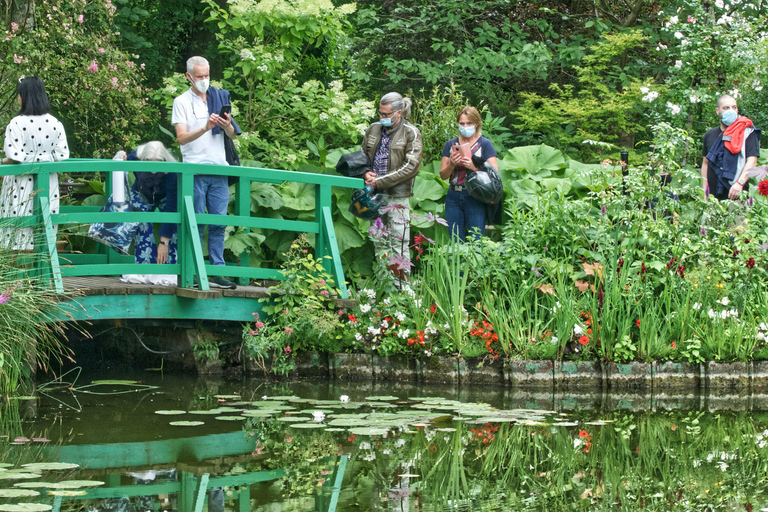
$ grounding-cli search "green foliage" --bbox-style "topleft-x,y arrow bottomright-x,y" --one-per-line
0,0 -> 156,157
192,334 -> 220,364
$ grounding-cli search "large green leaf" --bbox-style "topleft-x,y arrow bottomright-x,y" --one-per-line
250,182 -> 284,211
412,174 -> 446,202
81,194 -> 106,207
507,178 -> 540,208
333,219 -> 365,253
225,228 -> 265,256
279,181 -> 315,211
540,178 -> 572,196
502,145 -> 567,179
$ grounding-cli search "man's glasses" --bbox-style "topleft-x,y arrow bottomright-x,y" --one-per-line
378,110 -> 396,118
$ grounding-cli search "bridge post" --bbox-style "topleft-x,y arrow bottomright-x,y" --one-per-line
234,179 -> 251,286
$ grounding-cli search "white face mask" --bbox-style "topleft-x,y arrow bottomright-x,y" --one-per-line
190,77 -> 209,94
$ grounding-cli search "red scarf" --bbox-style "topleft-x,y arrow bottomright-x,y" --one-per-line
724,116 -> 754,154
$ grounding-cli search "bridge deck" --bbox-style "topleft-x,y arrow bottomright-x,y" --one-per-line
59,276 -> 271,301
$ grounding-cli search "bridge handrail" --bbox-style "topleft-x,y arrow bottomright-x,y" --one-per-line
1,159 -> 364,298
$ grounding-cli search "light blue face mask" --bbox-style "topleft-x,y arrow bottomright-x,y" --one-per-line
721,109 -> 738,126
380,117 -> 394,128
459,125 -> 476,138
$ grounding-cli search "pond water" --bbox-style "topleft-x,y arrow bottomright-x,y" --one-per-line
2,370 -> 768,511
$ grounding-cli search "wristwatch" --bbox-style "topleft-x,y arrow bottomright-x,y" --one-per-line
160,240 -> 170,247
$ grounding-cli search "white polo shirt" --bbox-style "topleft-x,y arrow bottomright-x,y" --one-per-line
171,88 -> 228,166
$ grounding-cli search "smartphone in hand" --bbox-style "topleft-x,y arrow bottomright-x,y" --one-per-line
219,104 -> 231,117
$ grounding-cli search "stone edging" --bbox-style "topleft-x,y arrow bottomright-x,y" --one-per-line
279,353 -> 768,391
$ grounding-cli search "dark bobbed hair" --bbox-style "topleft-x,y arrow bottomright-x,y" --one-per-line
17,76 -> 51,116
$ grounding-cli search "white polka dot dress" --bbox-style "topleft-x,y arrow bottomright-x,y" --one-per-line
0,113 -> 69,250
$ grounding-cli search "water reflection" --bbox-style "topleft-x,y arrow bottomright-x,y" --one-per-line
2,373 -> 768,511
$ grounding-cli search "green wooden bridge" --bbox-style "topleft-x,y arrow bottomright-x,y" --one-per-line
2,159 -> 362,323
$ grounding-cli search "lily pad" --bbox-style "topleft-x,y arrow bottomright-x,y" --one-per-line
90,380 -> 138,385
214,416 -> 244,421
0,504 -> 53,512
364,396 -> 399,401
48,490 -> 88,497
213,395 -> 241,399
0,473 -> 42,481
348,427 -> 390,436
208,407 -> 240,414
22,463 -> 79,471
49,481 -> 104,489
188,410 -> 219,415
241,410 -> 274,417
276,417 -> 310,423
0,490 -> 40,498
289,423 -> 327,429
13,483 -> 54,489
169,421 -> 205,427
154,410 -> 187,416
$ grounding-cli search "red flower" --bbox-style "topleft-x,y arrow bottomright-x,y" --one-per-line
746,257 -> 756,269
430,304 -> 437,313
578,336 -> 589,345
579,430 -> 589,438
636,319 -> 641,328
348,314 -> 357,323
671,342 -> 677,349
758,179 -> 768,197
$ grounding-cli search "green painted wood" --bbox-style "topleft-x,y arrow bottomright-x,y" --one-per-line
193,473 -> 209,512
43,431 -> 258,468
52,495 -> 62,512
181,471 -> 194,512
322,206 -> 348,299
327,455 -> 347,512
3,159 -> 362,322
76,482 -> 181,499
53,293 -> 265,322
236,486 -> 249,512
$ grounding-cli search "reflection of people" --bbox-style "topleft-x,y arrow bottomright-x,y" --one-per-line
172,56 -> 240,289
361,92 -> 423,272
114,142 -> 178,264
701,94 -> 761,200
0,76 -> 69,250
439,106 -> 498,241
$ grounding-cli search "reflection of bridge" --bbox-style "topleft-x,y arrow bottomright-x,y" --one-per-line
38,431 -> 347,512
3,160 -> 361,322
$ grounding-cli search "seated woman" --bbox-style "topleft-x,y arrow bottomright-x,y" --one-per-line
0,76 -> 69,250
116,141 -> 178,264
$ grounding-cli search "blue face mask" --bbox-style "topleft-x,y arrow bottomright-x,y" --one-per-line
459,125 -> 476,138
721,109 -> 738,126
380,117 -> 394,128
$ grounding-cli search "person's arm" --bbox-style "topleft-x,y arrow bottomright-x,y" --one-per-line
374,125 -> 424,190
728,155 -> 759,200
439,156 -> 455,181
1,157 -> 19,165
701,158 -> 709,196
175,115 -> 219,146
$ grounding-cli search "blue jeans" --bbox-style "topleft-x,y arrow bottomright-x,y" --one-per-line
445,187 -> 486,242
193,174 -> 229,266
130,189 -> 177,264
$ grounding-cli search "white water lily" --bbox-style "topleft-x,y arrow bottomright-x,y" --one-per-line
340,395 -> 349,403
312,411 -> 325,422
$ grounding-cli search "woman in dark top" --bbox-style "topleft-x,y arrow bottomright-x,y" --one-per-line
439,106 -> 499,241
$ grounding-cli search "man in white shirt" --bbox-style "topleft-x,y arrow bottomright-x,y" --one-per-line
171,56 -> 238,289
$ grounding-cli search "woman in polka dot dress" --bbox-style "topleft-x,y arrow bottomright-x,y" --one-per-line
0,76 -> 69,250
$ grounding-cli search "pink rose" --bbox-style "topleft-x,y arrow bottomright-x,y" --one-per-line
77,14 -> 83,23
87,60 -> 98,73
98,48 -> 105,53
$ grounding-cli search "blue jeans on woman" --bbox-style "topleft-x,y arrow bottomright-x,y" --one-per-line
446,187 -> 486,242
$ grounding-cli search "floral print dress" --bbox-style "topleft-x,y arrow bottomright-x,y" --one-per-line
0,114 -> 69,250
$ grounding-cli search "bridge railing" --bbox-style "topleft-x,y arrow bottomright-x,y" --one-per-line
1,159 -> 363,297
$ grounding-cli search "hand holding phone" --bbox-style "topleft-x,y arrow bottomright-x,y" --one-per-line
219,104 -> 231,117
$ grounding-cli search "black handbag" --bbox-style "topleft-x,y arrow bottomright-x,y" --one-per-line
336,150 -> 371,177
225,136 -> 241,186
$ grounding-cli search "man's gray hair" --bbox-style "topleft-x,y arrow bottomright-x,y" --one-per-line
380,92 -> 412,119
186,56 -> 210,75
136,141 -> 176,162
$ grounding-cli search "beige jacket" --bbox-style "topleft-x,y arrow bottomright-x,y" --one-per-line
361,120 -> 423,198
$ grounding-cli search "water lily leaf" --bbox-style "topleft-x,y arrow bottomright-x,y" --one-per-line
154,410 -> 186,416
47,490 -> 87,497
49,481 -> 104,489
0,463 -> 13,468
241,410 -> 274,417
364,396 -> 399,401
277,417 -> 310,423
188,410 -> 219,415
214,416 -> 244,421
324,428 -> 347,432
289,423 -> 327,429
0,504 -> 52,512
89,380 -> 138,385
348,427 -> 390,436
13,483 -> 54,489
208,407 -> 240,413
169,421 -> 205,427
328,418 -> 368,427
23,463 -> 78,472
0,490 -> 40,498
0,474 -> 42,481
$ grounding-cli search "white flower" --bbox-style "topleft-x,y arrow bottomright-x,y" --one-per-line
239,48 -> 256,61
312,411 -> 325,422
716,461 -> 728,471
669,15 -> 679,24
354,333 -> 363,341
715,0 -> 724,7
318,112 -> 330,121
692,302 -> 702,310
674,60 -> 683,69
340,395 -> 349,403
667,102 -> 681,115
381,319 -> 389,329
397,328 -> 410,339
368,327 -> 381,336
642,91 -> 659,103
729,88 -> 741,98
359,303 -> 371,313
262,395 -> 268,400
717,296 -> 730,306
640,86 -> 650,94
363,453 -> 376,461
394,311 -> 406,322
708,309 -> 716,319
757,86 -> 764,92
573,324 -> 583,335
257,64 -> 268,72
674,31 -> 683,39
383,297 -> 392,306
680,39 -> 689,46
690,95 -> 701,104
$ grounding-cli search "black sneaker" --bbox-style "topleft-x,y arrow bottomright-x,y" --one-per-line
209,276 -> 237,289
